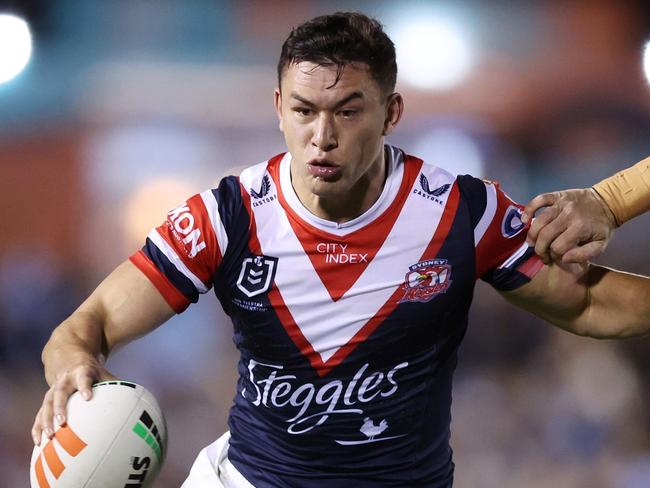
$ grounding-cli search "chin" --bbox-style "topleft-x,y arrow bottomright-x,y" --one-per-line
308,180 -> 347,198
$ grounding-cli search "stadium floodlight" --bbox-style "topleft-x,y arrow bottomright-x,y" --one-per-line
390,17 -> 474,91
643,39 -> 650,87
0,13 -> 32,84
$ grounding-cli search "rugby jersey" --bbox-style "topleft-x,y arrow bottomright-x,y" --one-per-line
130,145 -> 542,487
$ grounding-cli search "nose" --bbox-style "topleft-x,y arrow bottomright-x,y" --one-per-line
311,113 -> 338,152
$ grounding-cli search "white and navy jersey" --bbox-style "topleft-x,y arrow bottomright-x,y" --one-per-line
130,145 -> 542,487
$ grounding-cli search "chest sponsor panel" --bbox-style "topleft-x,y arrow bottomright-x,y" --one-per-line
240,358 -> 412,444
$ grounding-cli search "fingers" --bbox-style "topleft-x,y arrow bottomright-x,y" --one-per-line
522,192 -> 556,224
545,226 -> 584,262
32,363 -> 117,447
31,395 -> 49,446
51,376 -> 78,429
33,381 -> 85,446
31,409 -> 44,446
526,203 -> 560,246
77,368 -> 95,402
32,387 -> 55,446
533,212 -> 568,263
561,241 -> 606,264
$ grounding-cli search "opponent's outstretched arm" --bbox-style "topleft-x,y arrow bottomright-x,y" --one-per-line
31,260 -> 174,445
502,262 -> 650,339
522,157 -> 650,264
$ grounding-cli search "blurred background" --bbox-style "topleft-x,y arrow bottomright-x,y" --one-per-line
1,0 -> 650,486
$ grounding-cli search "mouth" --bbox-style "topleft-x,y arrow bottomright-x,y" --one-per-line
307,159 -> 342,179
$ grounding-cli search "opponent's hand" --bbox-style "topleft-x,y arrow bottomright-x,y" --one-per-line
31,351 -> 116,446
522,188 -> 617,264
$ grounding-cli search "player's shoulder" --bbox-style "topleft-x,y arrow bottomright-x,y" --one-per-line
238,152 -> 286,196
400,148 -> 487,196
397,148 -> 456,196
198,152 -> 284,202
400,148 -> 502,221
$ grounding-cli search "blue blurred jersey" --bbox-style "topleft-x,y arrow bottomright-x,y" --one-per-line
131,145 -> 542,487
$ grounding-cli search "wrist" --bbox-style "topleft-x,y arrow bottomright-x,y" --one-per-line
590,187 -> 619,228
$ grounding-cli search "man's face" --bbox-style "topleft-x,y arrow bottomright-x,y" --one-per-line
275,62 -> 401,206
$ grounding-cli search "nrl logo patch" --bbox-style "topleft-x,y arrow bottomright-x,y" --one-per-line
236,254 -> 278,297
399,259 -> 452,303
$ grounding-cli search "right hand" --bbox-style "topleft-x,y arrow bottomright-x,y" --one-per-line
521,188 -> 617,264
31,351 -> 116,446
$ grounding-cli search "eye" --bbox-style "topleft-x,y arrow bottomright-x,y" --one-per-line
339,109 -> 358,118
293,107 -> 313,117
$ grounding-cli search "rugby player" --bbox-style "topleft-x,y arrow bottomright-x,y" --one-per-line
32,12 -> 650,487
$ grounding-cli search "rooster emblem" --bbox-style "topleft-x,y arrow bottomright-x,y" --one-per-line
335,416 -> 404,445
419,174 -> 450,197
360,417 -> 388,441
251,174 -> 272,199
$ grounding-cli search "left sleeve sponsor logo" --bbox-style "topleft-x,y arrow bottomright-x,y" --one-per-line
501,205 -> 525,238
166,203 -> 206,258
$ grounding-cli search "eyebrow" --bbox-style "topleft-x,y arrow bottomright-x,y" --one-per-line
289,91 -> 364,110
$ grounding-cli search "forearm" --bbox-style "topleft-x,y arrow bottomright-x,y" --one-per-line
34,260 -> 174,441
41,260 -> 175,385
503,262 -> 650,339
531,264 -> 650,339
575,265 -> 650,339
42,309 -> 108,386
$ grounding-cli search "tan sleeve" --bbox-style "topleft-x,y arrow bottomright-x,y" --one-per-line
592,157 -> 650,225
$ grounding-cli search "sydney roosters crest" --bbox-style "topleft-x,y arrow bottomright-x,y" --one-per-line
399,259 -> 452,303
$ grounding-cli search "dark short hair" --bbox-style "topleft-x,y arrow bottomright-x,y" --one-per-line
277,12 -> 397,95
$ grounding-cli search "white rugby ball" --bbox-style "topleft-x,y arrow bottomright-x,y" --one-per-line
30,381 -> 167,488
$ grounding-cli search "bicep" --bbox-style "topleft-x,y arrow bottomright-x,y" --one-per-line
77,260 -> 176,351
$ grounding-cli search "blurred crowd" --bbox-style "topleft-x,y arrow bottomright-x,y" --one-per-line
2,1 -> 650,486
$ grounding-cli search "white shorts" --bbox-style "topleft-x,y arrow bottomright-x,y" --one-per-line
181,432 -> 255,488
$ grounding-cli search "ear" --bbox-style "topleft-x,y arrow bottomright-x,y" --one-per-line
274,88 -> 284,132
382,92 -> 404,136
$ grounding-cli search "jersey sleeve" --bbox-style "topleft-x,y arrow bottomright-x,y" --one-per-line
457,175 -> 543,291
129,183 -> 232,313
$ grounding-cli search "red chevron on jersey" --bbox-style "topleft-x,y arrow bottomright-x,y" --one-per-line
267,156 -> 423,301
240,153 -> 458,376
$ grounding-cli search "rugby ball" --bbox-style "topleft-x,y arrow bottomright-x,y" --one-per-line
30,381 -> 167,488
